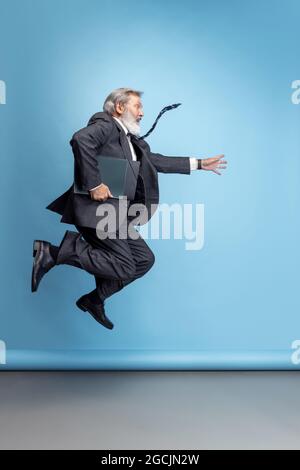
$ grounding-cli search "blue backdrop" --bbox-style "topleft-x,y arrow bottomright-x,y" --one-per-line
1,0 -> 300,369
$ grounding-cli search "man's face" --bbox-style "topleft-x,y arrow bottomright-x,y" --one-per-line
116,94 -> 144,135
125,94 -> 144,122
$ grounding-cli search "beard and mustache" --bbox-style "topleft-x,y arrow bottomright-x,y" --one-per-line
119,108 -> 141,136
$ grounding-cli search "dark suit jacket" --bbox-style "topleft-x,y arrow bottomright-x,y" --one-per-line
46,111 -> 191,229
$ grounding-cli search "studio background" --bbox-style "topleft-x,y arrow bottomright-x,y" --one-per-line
0,0 -> 299,369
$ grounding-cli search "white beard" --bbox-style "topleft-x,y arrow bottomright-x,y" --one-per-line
120,109 -> 141,136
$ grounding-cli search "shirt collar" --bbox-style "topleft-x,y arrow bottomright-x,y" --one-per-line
112,116 -> 129,135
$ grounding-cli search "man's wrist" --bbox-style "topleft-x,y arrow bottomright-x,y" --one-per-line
197,159 -> 202,170
89,183 -> 104,192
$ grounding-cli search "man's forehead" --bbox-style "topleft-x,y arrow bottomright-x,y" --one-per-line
129,94 -> 142,104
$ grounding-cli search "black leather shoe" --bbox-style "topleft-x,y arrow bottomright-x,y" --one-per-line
76,294 -> 114,330
31,240 -> 56,292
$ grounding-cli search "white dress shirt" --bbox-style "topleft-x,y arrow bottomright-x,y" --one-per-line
90,116 -> 198,191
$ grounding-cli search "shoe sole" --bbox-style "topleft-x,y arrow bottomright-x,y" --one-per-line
33,240 -> 44,258
76,300 -> 114,330
76,301 -> 87,312
31,240 -> 43,293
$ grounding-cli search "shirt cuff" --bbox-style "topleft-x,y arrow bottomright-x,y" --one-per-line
189,158 -> 198,171
89,183 -> 103,191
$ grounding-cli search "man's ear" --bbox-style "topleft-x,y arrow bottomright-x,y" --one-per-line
115,102 -> 125,115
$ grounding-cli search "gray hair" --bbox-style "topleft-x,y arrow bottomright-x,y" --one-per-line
103,87 -> 143,115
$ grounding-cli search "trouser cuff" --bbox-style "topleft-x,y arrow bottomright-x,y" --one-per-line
56,230 -> 82,265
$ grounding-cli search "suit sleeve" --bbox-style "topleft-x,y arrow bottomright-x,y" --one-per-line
143,140 -> 191,174
70,119 -> 113,191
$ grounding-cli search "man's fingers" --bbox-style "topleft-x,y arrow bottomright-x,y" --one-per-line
211,155 -> 225,163
208,155 -> 223,161
206,158 -> 220,165
91,186 -> 114,200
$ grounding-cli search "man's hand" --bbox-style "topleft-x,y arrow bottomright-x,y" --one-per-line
89,183 -> 113,201
200,155 -> 227,175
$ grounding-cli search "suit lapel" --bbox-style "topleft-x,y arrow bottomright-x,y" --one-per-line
119,131 -> 134,161
112,118 -> 133,161
111,116 -> 150,165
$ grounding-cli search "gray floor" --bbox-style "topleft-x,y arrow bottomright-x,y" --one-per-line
0,371 -> 299,450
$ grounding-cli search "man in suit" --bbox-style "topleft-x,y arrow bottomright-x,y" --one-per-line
31,87 -> 227,330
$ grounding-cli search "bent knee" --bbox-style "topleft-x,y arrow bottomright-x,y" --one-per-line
147,250 -> 155,271
141,250 -> 155,275
118,259 -> 136,280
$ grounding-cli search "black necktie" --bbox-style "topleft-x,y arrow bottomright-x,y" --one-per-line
128,102 -> 182,141
126,132 -> 136,140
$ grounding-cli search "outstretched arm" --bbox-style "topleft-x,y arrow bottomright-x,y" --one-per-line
141,140 -> 191,174
143,140 -> 227,175
149,152 -> 193,174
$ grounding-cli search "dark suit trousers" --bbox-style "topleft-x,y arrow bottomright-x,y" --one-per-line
55,222 -> 155,304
